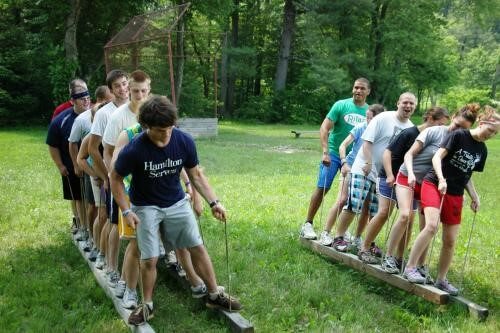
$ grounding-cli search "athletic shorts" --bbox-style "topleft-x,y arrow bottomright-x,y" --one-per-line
83,174 -> 95,205
316,153 -> 341,189
395,172 -> 419,210
90,177 -> 106,207
344,173 -> 378,216
377,176 -> 397,201
420,180 -> 463,225
106,190 -> 118,225
133,196 -> 202,260
61,173 -> 82,201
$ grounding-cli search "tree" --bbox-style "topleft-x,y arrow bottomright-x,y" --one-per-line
274,0 -> 296,91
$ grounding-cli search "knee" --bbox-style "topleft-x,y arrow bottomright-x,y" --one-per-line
424,223 -> 439,235
142,258 -> 157,270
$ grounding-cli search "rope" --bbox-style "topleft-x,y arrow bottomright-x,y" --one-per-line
224,220 -> 231,311
460,210 -> 477,292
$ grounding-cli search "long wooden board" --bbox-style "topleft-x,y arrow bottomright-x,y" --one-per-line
450,295 -> 489,321
162,261 -> 254,333
300,237 -> 449,305
72,236 -> 155,333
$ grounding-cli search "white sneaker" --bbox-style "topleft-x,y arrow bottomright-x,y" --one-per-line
159,242 -> 166,258
114,280 -> 126,298
95,253 -> 105,269
319,231 -> 333,246
122,288 -> 138,309
166,250 -> 177,267
300,222 -> 317,240
107,271 -> 120,288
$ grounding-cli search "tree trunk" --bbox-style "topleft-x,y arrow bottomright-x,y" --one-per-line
220,33 -> 229,117
492,62 -> 499,99
64,0 -> 82,75
370,0 -> 389,102
274,0 -> 296,92
225,0 -> 239,117
175,5 -> 185,105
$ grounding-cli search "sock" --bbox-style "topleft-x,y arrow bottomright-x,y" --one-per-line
145,301 -> 153,310
209,291 -> 219,300
305,220 -> 313,225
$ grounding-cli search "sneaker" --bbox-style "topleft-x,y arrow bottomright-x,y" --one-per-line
165,251 -> 177,267
71,217 -> 79,234
319,231 -> 333,246
358,250 -> 379,264
122,288 -> 138,309
206,288 -> 242,312
107,271 -> 120,288
300,222 -> 317,240
434,279 -> 459,296
83,239 -> 92,252
159,242 -> 166,258
345,231 -> 353,242
76,229 -> 88,242
369,242 -> 383,258
348,236 -> 362,254
396,257 -> 403,271
88,248 -> 99,262
114,280 -> 126,298
382,256 -> 400,274
128,303 -> 153,326
191,284 -> 208,299
403,267 -> 426,284
95,253 -> 105,269
417,266 -> 434,285
176,263 -> 186,278
332,236 -> 349,252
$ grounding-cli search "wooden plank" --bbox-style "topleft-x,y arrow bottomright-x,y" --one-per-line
72,236 -> 155,333
177,118 -> 218,138
450,295 -> 489,321
162,261 -> 254,333
300,237 -> 450,305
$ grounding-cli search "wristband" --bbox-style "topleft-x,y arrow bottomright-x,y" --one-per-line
184,181 -> 191,187
209,200 -> 220,208
340,158 -> 347,166
122,208 -> 132,217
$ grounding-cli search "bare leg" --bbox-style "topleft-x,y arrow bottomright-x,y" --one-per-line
386,186 -> 413,257
436,224 -> 460,281
406,207 -> 440,269
176,248 -> 204,287
141,257 -> 158,302
334,210 -> 355,237
188,245 -> 219,293
324,177 -> 349,233
361,196 -> 394,251
108,224 -> 119,271
306,188 -> 330,223
123,240 -> 140,288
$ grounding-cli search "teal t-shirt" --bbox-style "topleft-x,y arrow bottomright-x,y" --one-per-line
326,98 -> 368,155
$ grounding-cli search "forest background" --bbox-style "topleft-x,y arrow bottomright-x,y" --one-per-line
0,0 -> 498,126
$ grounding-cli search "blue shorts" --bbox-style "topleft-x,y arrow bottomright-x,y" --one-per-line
316,153 -> 341,189
377,177 -> 397,201
344,173 -> 378,216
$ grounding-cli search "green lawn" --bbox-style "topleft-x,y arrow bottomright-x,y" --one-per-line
0,123 -> 498,332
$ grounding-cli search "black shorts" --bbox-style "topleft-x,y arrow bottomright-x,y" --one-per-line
62,173 -> 82,200
105,189 -> 119,225
83,174 -> 95,204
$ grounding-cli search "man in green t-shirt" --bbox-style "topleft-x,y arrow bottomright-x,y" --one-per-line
300,78 -> 371,240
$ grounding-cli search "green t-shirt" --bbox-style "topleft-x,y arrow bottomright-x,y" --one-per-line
326,98 -> 368,155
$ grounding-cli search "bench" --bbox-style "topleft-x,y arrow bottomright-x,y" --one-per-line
291,130 -> 320,138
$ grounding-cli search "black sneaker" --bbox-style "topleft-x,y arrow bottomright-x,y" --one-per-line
206,289 -> 242,312
128,303 -> 154,326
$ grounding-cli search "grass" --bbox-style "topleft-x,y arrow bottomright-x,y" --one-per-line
0,122 -> 498,332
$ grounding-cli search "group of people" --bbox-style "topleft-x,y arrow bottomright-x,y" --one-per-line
300,78 -> 499,296
46,70 -> 241,326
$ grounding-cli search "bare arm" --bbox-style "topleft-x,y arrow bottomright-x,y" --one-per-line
110,169 -> 140,229
319,118 -> 334,166
403,140 -> 424,188
432,147 -> 448,194
111,131 -> 129,170
48,146 -> 68,176
88,134 -> 108,181
382,149 -> 395,186
361,140 -> 373,175
69,142 -> 83,177
103,142 -> 115,176
186,166 -> 226,222
76,136 -> 97,178
465,179 -> 480,212
339,134 -> 354,176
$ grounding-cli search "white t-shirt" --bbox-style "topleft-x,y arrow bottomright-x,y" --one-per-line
102,102 -> 137,146
351,111 -> 413,181
400,125 -> 449,183
68,109 -> 92,143
90,102 -> 118,137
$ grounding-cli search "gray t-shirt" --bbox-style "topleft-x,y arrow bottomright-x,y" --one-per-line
68,109 -> 92,143
400,125 -> 449,183
351,111 -> 413,181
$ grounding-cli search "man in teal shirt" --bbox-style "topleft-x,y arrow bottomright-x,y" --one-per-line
300,78 -> 371,239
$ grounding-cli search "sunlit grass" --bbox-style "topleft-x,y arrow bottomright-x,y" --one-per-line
0,124 -> 498,332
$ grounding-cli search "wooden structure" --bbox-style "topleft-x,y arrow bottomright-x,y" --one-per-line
301,237 -> 489,319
